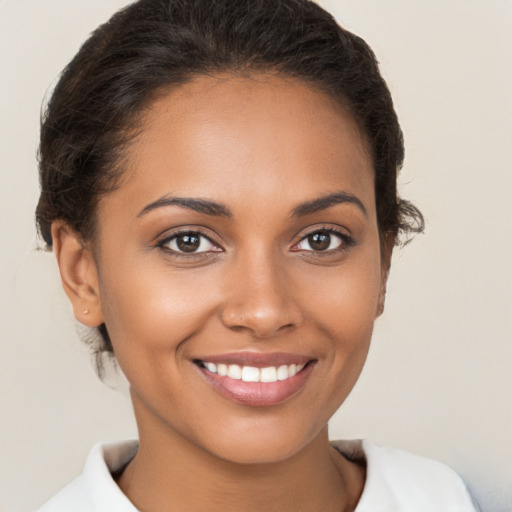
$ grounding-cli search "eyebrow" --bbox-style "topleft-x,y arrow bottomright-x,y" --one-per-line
137,190 -> 367,219
137,196 -> 233,218
291,191 -> 368,218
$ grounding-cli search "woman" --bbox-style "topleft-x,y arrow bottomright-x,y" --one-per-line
35,0 -> 478,510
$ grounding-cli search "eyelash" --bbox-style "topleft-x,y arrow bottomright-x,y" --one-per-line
155,226 -> 354,256
156,229 -> 222,256
292,227 -> 355,254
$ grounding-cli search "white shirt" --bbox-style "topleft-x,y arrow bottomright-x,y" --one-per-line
37,439 -> 479,511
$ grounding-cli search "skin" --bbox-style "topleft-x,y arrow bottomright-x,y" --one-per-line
53,74 -> 392,512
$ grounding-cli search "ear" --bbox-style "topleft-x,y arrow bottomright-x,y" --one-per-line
376,232 -> 395,318
51,220 -> 104,327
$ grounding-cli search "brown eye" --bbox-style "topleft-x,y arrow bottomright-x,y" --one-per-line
308,232 -> 331,251
295,229 -> 344,252
162,232 -> 220,254
177,233 -> 200,252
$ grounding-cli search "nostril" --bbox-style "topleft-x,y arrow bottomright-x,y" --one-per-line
221,314 -> 299,338
219,288 -> 303,337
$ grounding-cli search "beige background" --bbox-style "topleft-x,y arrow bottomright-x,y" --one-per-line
1,0 -> 511,511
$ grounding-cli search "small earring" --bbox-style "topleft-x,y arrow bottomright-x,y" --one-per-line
83,309 -> 89,315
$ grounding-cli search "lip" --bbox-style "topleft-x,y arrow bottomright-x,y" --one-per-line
193,352 -> 316,407
197,351 -> 312,367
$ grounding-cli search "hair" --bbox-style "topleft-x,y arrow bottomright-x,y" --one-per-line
36,0 -> 424,375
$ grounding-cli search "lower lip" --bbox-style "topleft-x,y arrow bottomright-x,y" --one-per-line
196,363 -> 315,407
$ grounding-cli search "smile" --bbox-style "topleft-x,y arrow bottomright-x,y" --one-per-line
199,362 -> 306,382
193,353 -> 315,407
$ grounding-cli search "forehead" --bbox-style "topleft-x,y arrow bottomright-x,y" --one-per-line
108,73 -> 375,218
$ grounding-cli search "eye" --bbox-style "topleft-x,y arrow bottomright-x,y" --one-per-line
294,229 -> 348,252
160,231 -> 221,254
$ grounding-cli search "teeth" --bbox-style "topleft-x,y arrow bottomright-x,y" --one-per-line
205,362 -> 217,373
227,364 -> 242,379
260,366 -> 277,383
241,366 -> 260,382
277,365 -> 289,380
202,361 -> 306,383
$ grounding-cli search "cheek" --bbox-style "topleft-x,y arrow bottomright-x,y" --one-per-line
302,245 -> 382,382
305,250 -> 382,338
97,260 -> 222,366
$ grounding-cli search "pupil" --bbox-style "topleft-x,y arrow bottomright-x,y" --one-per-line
177,234 -> 200,252
309,231 -> 330,251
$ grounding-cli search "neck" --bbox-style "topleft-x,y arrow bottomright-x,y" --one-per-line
117,391 -> 364,512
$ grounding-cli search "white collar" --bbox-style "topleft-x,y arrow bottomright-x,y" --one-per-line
38,438 -> 478,511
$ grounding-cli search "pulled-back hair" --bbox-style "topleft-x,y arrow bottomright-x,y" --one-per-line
36,0 -> 423,372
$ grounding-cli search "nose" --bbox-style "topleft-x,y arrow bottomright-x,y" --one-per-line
220,251 -> 303,338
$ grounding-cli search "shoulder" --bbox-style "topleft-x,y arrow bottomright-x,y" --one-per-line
36,440 -> 139,512
332,439 -> 479,512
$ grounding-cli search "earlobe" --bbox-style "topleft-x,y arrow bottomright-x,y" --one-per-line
51,221 -> 104,327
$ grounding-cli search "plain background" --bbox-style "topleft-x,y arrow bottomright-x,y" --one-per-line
0,0 -> 511,511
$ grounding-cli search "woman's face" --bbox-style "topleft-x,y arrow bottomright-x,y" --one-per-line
91,74 -> 387,464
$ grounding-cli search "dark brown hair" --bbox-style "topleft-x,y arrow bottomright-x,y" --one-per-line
36,0 -> 424,371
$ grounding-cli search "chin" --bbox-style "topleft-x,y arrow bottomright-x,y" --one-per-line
205,433 -> 316,466
186,408 -> 330,466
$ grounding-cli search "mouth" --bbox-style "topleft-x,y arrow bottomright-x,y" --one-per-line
197,361 -> 306,382
193,353 -> 316,407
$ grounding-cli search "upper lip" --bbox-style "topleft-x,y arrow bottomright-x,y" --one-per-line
193,351 -> 314,368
